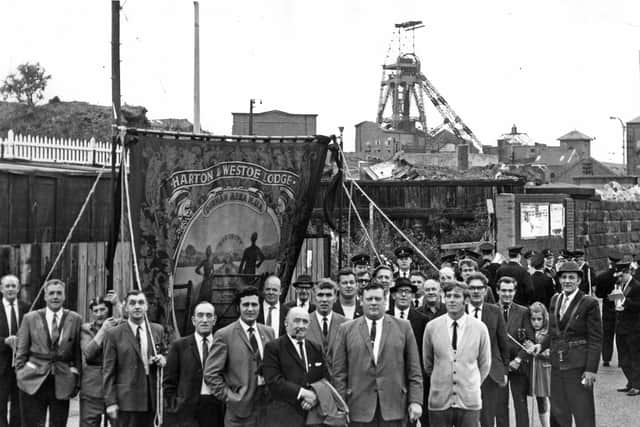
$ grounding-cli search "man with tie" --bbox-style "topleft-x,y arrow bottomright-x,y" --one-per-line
373,265 -> 394,311
333,282 -> 423,426
496,246 -> 534,306
423,280 -> 491,427
205,286 -> 275,427
495,276 -> 535,427
0,275 -> 28,427
263,307 -> 330,426
409,271 -> 428,310
394,246 -> 414,279
333,269 -> 363,320
306,279 -> 346,374
609,259 -> 640,395
258,275 -> 288,336
164,301 -> 224,427
538,261 -> 601,427
465,273 -> 509,427
283,276 -> 316,313
103,289 -> 168,427
14,279 -> 82,427
594,251 -> 621,367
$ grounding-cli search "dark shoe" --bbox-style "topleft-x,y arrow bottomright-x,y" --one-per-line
603,361 -> 610,367
617,386 -> 632,392
626,388 -> 640,396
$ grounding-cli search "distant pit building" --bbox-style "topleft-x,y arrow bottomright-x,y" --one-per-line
232,110 -> 317,136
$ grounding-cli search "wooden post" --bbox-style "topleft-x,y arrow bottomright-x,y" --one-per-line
193,1 -> 201,133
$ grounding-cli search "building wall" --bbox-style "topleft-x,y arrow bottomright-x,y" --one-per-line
553,158 -> 613,184
232,111 -> 317,136
560,140 -> 591,158
355,121 -> 422,158
627,121 -> 640,175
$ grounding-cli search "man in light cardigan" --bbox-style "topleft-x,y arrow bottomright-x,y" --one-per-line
423,280 -> 491,427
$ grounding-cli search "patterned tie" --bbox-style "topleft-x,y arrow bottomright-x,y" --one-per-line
414,298 -> 420,308
474,307 -> 480,319
267,306 -> 274,328
502,304 -> 509,323
202,336 -> 209,368
9,301 -> 17,335
51,312 -> 60,347
136,326 -> 142,350
248,327 -> 260,361
370,320 -> 376,344
400,311 -> 405,319
322,316 -> 328,337
297,340 -> 308,372
452,321 -> 458,350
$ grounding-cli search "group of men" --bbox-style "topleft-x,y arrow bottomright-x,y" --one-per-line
0,239 -> 629,427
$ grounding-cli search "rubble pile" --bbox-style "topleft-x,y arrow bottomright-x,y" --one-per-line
597,181 -> 640,201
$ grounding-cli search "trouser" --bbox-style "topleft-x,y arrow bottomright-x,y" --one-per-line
601,306 -> 615,363
0,369 -> 20,427
224,386 -> 269,427
350,398 -> 403,427
117,411 -> 153,427
479,377 -> 501,427
496,372 -> 529,427
19,375 -> 69,427
616,332 -> 640,388
429,408 -> 480,427
549,368 -> 595,427
80,394 -> 109,427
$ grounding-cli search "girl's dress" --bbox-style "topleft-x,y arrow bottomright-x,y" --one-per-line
531,329 -> 551,397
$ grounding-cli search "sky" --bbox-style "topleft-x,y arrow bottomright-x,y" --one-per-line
2,0 -> 640,163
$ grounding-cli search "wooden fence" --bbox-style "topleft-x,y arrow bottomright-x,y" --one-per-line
0,129 -> 122,166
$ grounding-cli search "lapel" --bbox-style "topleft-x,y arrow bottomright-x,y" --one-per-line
38,309 -> 53,349
189,335 -> 203,367
122,322 -> 144,362
57,310 -> 71,346
0,303 -> 7,335
234,321 -> 253,353
559,290 -> 583,326
357,317 -> 375,361
377,316 -> 392,357
284,336 -> 307,372
308,314 -> 322,345
328,314 -> 341,344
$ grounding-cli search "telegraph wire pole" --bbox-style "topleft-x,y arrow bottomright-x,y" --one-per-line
193,1 -> 201,133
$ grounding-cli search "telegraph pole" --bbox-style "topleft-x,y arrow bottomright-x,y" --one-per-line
193,1 -> 201,133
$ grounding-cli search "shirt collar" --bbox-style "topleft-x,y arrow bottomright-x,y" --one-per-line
45,306 -> 62,318
264,301 -> 280,309
195,331 -> 211,343
562,288 -> 579,304
446,313 -> 467,328
288,335 -> 305,346
238,318 -> 256,332
128,318 -> 146,333
315,310 -> 332,324
467,303 -> 483,312
2,297 -> 16,307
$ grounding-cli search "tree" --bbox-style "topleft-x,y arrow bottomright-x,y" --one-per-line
0,62 -> 51,106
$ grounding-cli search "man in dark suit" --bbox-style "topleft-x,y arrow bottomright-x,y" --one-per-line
594,251 -> 621,367
465,272 -> 509,427
394,246 -> 414,279
306,279 -> 347,375
164,301 -> 224,427
530,253 -> 556,309
574,250 -> 595,295
496,246 -> 534,306
263,307 -> 330,427
257,275 -> 288,337
479,243 -> 502,299
283,276 -> 316,313
610,260 -> 640,395
417,279 -> 446,322
103,289 -> 167,427
495,276 -> 535,427
204,286 -> 275,427
332,269 -> 363,320
387,278 -> 428,426
15,279 -> 82,427
333,282 -> 423,426
538,261 -> 602,427
0,275 -> 28,427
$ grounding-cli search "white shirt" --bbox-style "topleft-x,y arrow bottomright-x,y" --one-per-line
194,332 -> 212,395
2,298 -> 19,334
45,307 -> 64,344
128,319 -> 149,375
467,303 -> 483,319
262,302 -> 280,336
296,299 -> 310,312
287,336 -> 309,372
445,314 -> 468,350
394,306 -> 410,320
364,316 -> 383,363
239,319 -> 264,359
315,311 -> 333,331
415,295 -> 424,308
340,303 -> 356,320
559,288 -> 579,318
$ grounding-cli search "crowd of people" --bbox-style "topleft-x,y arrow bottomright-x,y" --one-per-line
0,242 -> 637,427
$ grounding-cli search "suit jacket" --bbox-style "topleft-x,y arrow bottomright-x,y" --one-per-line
102,321 -> 166,411
257,302 -> 289,336
502,303 -> 535,367
306,311 -> 347,374
283,301 -> 316,314
594,268 -> 616,313
15,308 -> 83,399
80,321 -> 107,399
204,320 -> 275,418
332,300 -> 363,319
263,336 -> 329,425
0,299 -> 28,376
386,308 -> 428,366
163,334 -> 211,415
580,264 -> 595,294
496,262 -> 534,306
470,303 -> 509,386
531,271 -> 556,309
332,315 -> 423,423
423,314 -> 491,411
614,278 -> 640,335
542,290 -> 602,373
418,302 -> 446,323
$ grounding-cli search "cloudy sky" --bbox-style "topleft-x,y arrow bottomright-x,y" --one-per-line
2,0 -> 640,162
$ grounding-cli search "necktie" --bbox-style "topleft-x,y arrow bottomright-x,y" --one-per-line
136,326 -> 142,350
266,306 -> 274,328
248,326 -> 260,360
322,316 -> 328,337
502,305 -> 509,323
9,301 -> 17,335
202,336 -> 209,368
414,298 -> 419,308
452,321 -> 458,350
400,311 -> 405,319
297,340 -> 308,372
474,307 -> 480,319
51,312 -> 60,347
370,320 -> 376,344
559,295 -> 570,319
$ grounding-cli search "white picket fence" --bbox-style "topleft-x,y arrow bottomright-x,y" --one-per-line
0,129 -> 122,167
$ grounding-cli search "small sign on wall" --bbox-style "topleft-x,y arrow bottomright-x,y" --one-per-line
520,202 -> 564,240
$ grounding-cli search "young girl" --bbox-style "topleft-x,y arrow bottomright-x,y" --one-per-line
529,302 -> 552,427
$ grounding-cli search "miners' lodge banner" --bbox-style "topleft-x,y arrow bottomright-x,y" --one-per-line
127,131 -> 331,335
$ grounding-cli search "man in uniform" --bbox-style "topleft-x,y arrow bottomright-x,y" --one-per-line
351,253 -> 371,276
394,246 -> 414,279
594,251 -> 621,367
539,262 -> 601,427
496,246 -> 534,306
574,250 -> 595,295
479,243 -> 501,300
